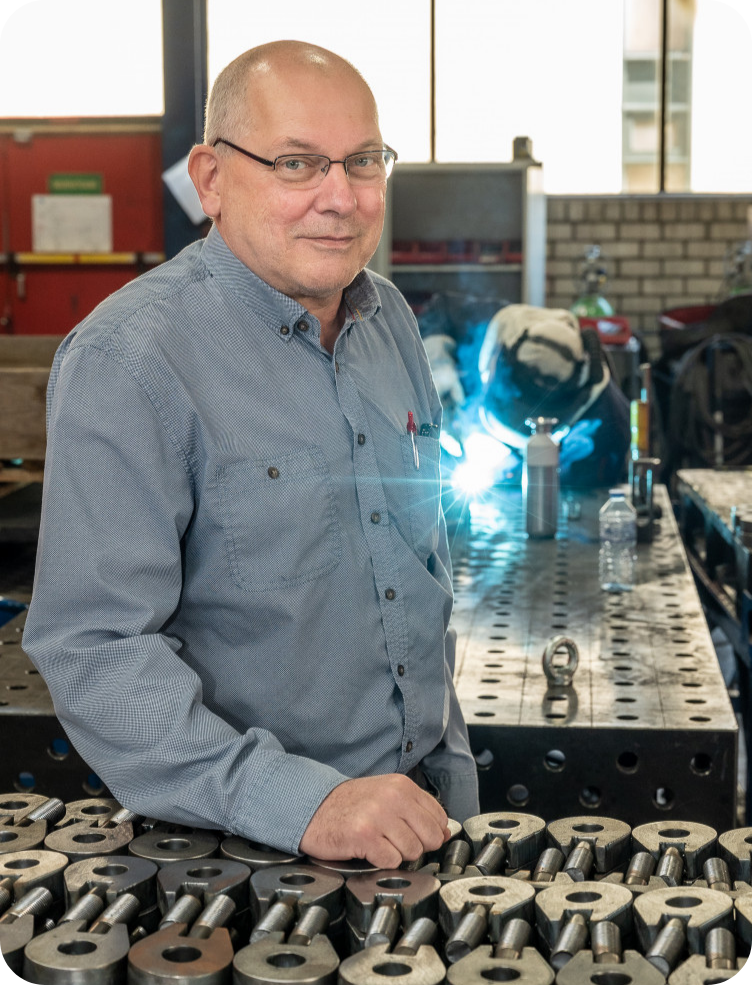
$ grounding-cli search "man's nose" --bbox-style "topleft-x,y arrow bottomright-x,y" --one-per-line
315,161 -> 358,213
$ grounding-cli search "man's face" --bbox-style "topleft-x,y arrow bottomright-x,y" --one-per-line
210,62 -> 386,309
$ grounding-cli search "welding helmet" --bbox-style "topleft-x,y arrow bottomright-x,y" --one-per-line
478,304 -> 610,449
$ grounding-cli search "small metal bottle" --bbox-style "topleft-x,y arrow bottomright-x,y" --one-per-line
523,417 -> 559,538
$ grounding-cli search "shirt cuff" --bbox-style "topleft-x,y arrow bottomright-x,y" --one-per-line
232,752 -> 350,854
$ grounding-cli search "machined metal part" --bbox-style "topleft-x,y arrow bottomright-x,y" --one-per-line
87,892 -> 141,935
157,856 -> 251,913
127,919 -> 234,985
393,917 -> 438,955
0,819 -> 48,854
0,798 -> 66,858
221,836 -> 302,871
541,636 -> 579,687
439,875 -> 536,957
44,818 -> 136,862
288,904 -> 330,947
531,848 -> 565,884
250,900 -> 297,944
63,854 -> 158,909
58,889 -> 106,926
0,878 -> 10,915
557,949 -> 666,985
159,893 -> 204,930
345,868 -> 441,933
735,893 -> 752,945
447,943 -> 555,985
701,857 -> 732,893
718,826 -> 752,883
128,828 -> 219,865
0,794 -> 53,826
0,885 -> 54,970
550,912 -> 589,969
704,926 -> 737,970
55,798 -> 120,828
0,849 -> 68,901
494,918 -> 532,959
634,886 -> 733,956
645,917 -> 687,977
303,857 -> 379,877
547,816 -> 632,874
363,901 -> 400,949
624,851 -> 657,886
656,846 -> 685,887
463,813 -> 546,870
250,864 -> 344,925
591,920 -> 622,964
23,913 -> 134,984
668,953 -> 747,984
562,841 -> 594,881
339,940 -> 445,985
440,840 -> 472,875
534,880 -> 634,951
473,837 -> 507,876
234,932 -> 340,985
632,821 -> 718,879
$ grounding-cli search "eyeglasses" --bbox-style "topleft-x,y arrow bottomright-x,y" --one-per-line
213,138 -> 398,187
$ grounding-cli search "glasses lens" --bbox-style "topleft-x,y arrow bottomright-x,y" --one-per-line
346,150 -> 395,183
274,155 -> 330,184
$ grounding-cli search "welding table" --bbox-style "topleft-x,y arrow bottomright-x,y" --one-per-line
449,483 -> 739,832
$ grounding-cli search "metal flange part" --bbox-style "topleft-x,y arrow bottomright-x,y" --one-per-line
345,869 -> 441,933
55,799 -> 121,828
128,829 -> 219,865
250,865 -> 345,924
631,821 -> 718,880
233,933 -> 340,985
339,941 -> 445,985
157,857 -> 251,912
534,881 -> 634,949
0,912 -> 34,974
546,816 -> 632,873
668,953 -> 747,984
0,794 -> 50,826
633,886 -> 733,955
0,850 -> 68,900
718,826 -> 752,883
221,837 -> 302,871
127,921 -> 234,985
0,820 -> 48,854
736,893 -> 752,945
439,876 -> 536,942
23,920 -> 132,985
463,813 -> 546,869
63,854 -> 158,908
44,820 -> 135,862
447,945 -> 555,985
556,949 -> 665,985
303,857 -> 380,877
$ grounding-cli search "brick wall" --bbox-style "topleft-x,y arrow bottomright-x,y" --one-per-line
545,195 -> 752,356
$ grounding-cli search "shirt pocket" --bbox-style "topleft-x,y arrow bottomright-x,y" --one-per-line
217,446 -> 341,592
399,433 -> 442,560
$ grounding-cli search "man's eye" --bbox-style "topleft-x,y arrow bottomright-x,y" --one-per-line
281,158 -> 312,172
351,155 -> 376,168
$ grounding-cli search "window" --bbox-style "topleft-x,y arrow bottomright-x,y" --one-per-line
0,0 -> 164,117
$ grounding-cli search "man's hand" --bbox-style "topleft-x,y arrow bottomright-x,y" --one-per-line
299,774 -> 450,869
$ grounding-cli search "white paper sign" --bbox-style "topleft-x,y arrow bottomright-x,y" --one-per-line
32,194 -> 113,253
162,154 -> 206,225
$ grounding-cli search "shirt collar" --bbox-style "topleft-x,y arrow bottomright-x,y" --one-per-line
200,226 -> 381,341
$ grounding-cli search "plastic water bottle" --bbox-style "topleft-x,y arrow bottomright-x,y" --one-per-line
599,489 -> 637,592
523,417 -> 559,538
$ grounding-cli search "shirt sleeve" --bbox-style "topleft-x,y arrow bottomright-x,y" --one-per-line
22,341 -> 347,853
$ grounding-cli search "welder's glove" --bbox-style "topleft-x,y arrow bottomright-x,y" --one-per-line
424,333 -> 467,408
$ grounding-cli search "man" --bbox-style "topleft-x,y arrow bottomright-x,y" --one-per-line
23,41 -> 479,869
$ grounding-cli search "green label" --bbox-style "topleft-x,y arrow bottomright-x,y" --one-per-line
47,173 -> 103,195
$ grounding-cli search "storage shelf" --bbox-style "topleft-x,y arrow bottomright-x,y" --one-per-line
392,263 -> 523,274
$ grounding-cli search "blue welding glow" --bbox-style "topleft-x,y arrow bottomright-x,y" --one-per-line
440,431 -> 464,458
450,431 -> 514,495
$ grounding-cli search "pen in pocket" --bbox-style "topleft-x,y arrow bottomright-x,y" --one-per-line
407,412 -> 420,470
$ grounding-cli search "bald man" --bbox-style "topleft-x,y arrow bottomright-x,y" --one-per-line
24,42 -> 479,868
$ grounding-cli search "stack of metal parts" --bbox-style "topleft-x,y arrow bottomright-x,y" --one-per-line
2,792 -> 752,983
449,485 -> 739,828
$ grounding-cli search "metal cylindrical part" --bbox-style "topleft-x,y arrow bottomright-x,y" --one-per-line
445,904 -> 488,964
0,886 -> 53,923
89,892 -> 141,934
563,841 -> 594,882
288,904 -> 329,946
646,917 -> 685,977
159,893 -> 203,930
394,917 -> 437,955
532,847 -> 565,883
249,899 -> 296,943
58,889 -> 105,925
550,913 -> 589,970
624,851 -> 656,886
703,857 -> 732,892
103,808 -> 140,828
188,894 -> 236,939
705,927 -> 736,970
364,902 -> 400,949
591,921 -> 622,964
494,918 -> 532,960
0,885 -> 11,916
474,837 -> 507,876
440,839 -> 471,875
25,798 -> 65,826
656,847 -> 684,886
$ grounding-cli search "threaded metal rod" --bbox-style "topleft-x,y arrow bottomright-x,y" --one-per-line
58,890 -> 105,926
288,904 -> 329,946
89,892 -> 141,934
24,798 -> 65,827
159,893 -> 203,930
0,886 -> 53,924
249,899 -> 296,944
188,894 -> 236,939
440,840 -> 471,875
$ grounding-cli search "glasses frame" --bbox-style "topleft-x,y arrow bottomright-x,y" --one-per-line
212,138 -> 398,182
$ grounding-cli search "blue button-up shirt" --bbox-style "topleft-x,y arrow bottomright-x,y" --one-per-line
23,227 -> 479,852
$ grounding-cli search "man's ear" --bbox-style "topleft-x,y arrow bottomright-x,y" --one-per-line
188,145 -> 222,219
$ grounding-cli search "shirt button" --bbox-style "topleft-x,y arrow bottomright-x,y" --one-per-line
385,588 -> 396,600
370,511 -> 381,524
267,466 -> 280,479
280,325 -> 290,336
297,319 -> 309,332
357,434 -> 366,445
406,740 -> 413,752
397,665 -> 405,676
